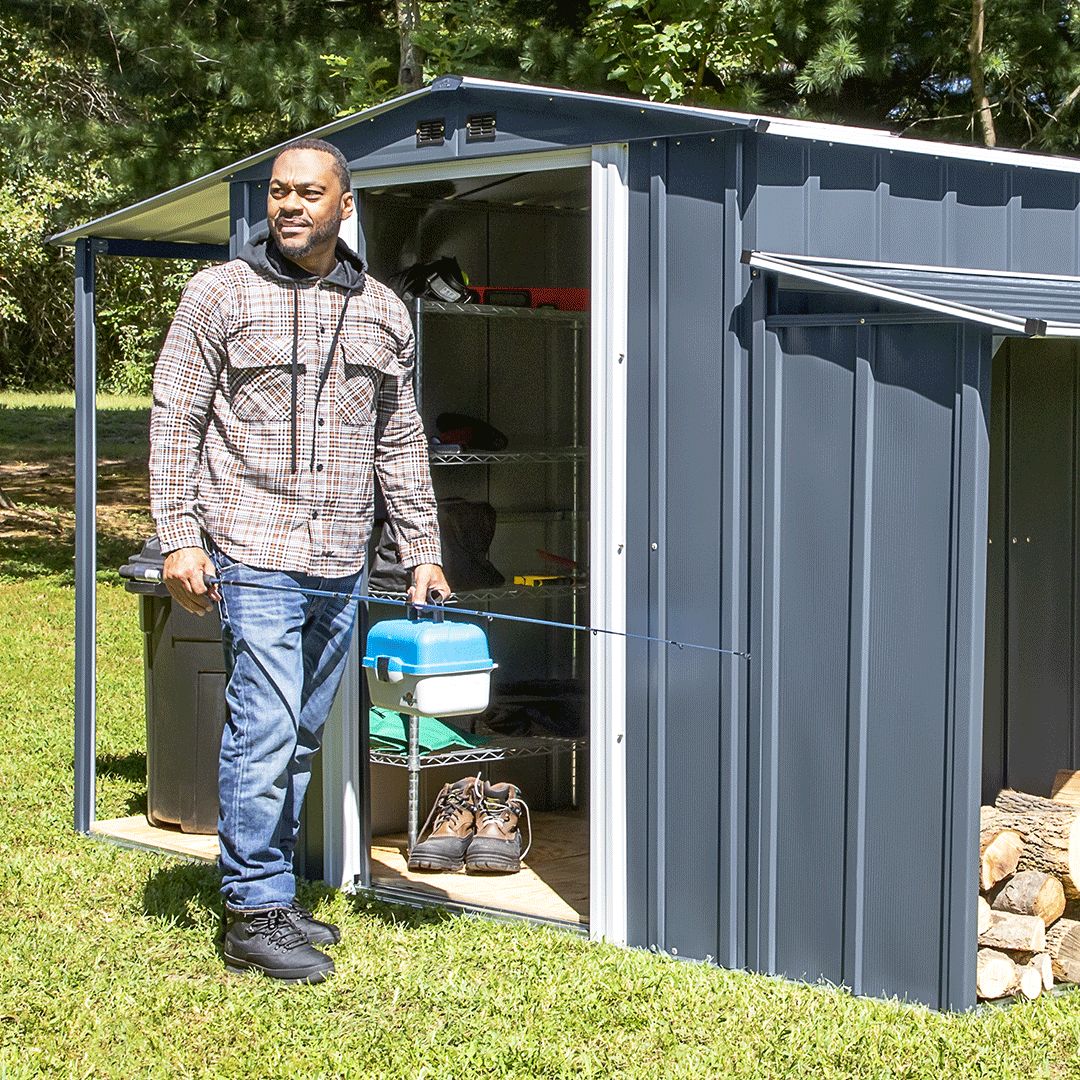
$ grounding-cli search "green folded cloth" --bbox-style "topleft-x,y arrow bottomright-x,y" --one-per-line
368,707 -> 490,754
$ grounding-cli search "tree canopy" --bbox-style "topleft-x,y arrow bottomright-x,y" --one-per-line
4,0 -> 1080,391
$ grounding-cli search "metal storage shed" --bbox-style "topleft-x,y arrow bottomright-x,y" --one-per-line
55,74 -> 1080,1010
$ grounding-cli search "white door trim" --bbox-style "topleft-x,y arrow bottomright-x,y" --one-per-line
589,143 -> 630,944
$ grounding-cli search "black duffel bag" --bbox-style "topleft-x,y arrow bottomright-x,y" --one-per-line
369,497 -> 505,593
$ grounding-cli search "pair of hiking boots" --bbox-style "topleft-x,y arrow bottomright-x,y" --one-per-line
222,900 -> 340,984
408,774 -> 531,874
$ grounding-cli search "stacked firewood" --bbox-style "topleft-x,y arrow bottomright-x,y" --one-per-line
977,772 -> 1080,1000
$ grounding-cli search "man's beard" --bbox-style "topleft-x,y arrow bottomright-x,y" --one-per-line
269,212 -> 342,260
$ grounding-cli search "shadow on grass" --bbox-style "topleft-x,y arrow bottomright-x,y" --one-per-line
97,749 -> 146,783
97,750 -> 149,816
347,889 -> 456,930
142,859 -> 222,930
0,529 -> 149,585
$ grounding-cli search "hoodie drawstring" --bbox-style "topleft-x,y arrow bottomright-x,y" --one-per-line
310,294 -> 352,471
290,286 -> 300,474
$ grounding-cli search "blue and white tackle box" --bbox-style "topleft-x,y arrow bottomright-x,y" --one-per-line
362,603 -> 496,717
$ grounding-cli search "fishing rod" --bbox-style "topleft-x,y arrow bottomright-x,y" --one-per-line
117,563 -> 751,660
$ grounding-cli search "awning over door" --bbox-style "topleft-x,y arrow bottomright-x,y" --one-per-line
743,251 -> 1080,337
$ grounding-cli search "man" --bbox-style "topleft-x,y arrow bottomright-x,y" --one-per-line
150,137 -> 448,984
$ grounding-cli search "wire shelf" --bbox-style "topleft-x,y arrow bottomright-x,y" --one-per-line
367,581 -> 586,604
369,734 -> 582,769
415,298 -> 587,325
429,447 -> 586,466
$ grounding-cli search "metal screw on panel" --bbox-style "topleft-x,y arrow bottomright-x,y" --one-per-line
651,543 -> 658,550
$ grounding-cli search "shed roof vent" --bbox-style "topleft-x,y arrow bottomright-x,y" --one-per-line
466,113 -> 497,142
416,118 -> 445,148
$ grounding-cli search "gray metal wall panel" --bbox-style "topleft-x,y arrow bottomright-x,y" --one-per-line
1011,170 -> 1080,275
659,136 -> 726,961
945,161 -> 1011,271
773,324 -> 856,985
806,143 -> 879,261
624,141 -> 657,951
762,313 -> 988,1008
752,133 -> 1080,278
881,156 -> 947,267
859,323 -> 956,1002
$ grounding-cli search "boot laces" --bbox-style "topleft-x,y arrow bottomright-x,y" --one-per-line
247,908 -> 309,951
476,792 -> 533,860
417,773 -> 481,842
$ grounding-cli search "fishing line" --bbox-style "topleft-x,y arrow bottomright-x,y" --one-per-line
117,565 -> 751,660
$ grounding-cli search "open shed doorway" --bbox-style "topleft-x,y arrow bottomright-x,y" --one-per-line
984,336 -> 1080,802
355,160 -> 593,927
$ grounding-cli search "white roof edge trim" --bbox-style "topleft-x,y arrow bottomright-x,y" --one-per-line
759,118 -> 1080,175
765,251 -> 1080,285
746,251 -> 1038,335
457,76 -> 1080,175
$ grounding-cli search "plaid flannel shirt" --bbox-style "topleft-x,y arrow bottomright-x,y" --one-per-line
150,253 -> 441,577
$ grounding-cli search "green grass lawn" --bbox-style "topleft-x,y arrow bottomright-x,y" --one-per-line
4,397 -> 1080,1077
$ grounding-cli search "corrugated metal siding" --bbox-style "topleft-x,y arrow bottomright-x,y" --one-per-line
754,134 -> 1080,275
624,132 -> 749,969
759,315 -> 989,1006
627,130 -> 989,1008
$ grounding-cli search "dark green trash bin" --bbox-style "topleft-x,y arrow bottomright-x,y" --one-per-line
122,537 -> 225,835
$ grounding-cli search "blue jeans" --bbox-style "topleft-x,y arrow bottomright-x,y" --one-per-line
211,547 -> 362,910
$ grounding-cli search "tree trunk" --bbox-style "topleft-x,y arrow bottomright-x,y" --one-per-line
993,789 -> 1080,898
969,0 -> 997,147
396,0 -> 424,92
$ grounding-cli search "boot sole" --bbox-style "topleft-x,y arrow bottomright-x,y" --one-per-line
407,855 -> 465,872
465,857 -> 521,873
224,954 -> 335,985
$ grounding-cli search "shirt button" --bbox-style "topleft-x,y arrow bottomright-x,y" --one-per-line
316,463 -> 324,472
318,417 -> 325,427
311,510 -> 320,520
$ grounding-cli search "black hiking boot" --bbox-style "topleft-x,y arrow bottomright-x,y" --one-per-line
465,781 -> 531,873
407,774 -> 481,871
223,905 -> 335,984
289,900 -> 341,947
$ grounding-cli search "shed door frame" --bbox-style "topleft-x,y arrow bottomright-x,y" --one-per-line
317,144 -> 631,943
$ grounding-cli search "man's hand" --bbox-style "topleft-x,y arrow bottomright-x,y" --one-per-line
162,546 -> 219,615
408,563 -> 451,607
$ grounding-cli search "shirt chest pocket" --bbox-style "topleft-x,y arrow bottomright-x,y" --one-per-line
227,336 -> 305,422
339,337 -> 400,426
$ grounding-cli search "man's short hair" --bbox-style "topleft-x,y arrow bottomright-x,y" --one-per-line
273,138 -> 351,195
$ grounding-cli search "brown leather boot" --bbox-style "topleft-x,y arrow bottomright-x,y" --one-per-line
407,775 -> 481,871
465,781 -> 531,873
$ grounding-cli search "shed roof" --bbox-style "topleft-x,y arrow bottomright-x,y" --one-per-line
50,74 -> 1080,249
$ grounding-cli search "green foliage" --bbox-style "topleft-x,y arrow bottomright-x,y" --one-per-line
590,0 -> 781,105
770,0 -> 1080,148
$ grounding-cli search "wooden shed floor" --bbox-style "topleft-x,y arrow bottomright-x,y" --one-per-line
91,808 -> 588,927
